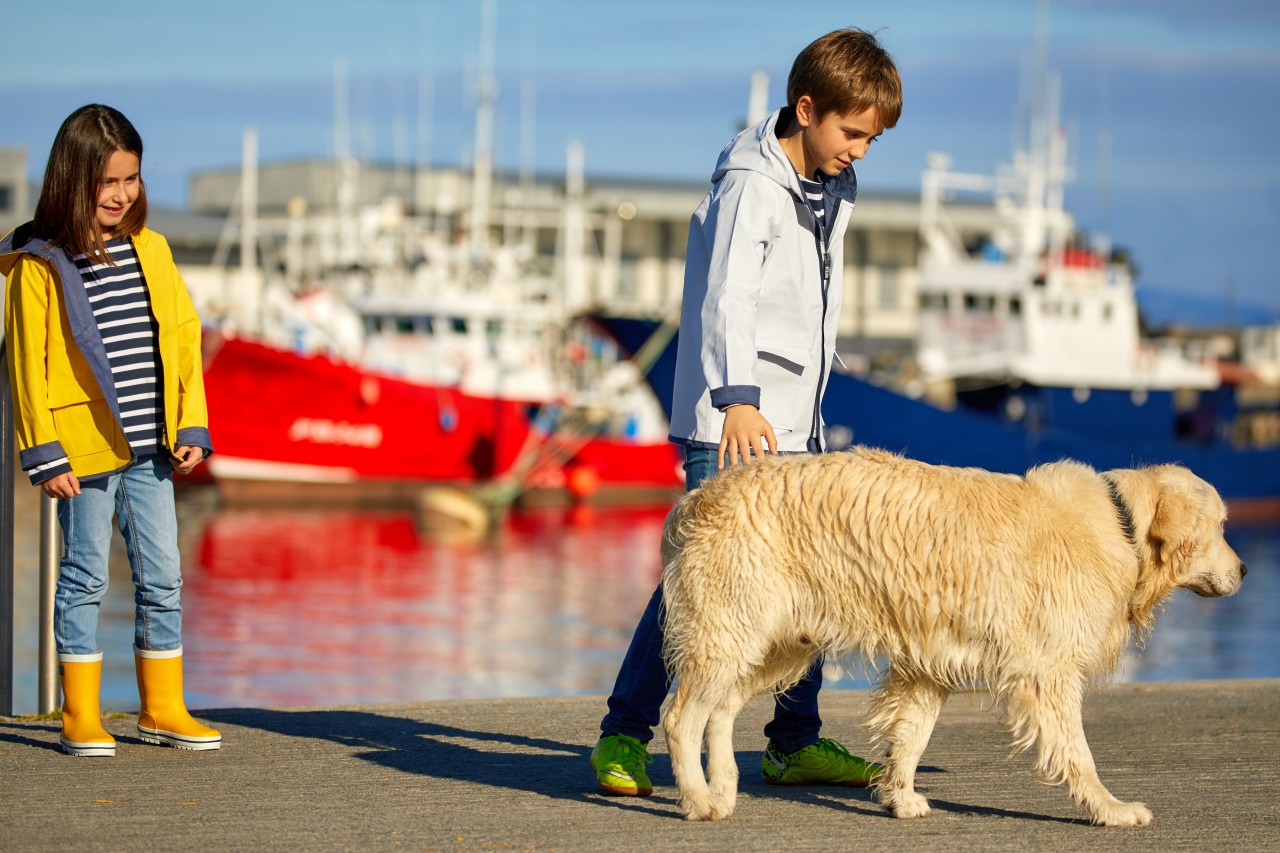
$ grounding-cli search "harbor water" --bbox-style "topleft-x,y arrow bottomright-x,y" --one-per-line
6,483 -> 1278,716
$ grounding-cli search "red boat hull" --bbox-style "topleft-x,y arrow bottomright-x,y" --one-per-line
201,334 -> 683,504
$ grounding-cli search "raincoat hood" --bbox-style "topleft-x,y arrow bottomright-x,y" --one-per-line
711,106 -> 859,209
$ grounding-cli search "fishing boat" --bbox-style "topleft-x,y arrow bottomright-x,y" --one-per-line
592,66 -> 1280,518
198,164 -> 685,506
199,236 -> 687,506
197,3 -> 683,507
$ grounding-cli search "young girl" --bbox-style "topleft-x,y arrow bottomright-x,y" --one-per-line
2,104 -> 220,755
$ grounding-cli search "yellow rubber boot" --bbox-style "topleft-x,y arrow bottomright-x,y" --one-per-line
58,653 -> 116,757
135,647 -> 222,750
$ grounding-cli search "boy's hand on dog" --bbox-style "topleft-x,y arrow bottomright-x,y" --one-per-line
719,405 -> 777,469
40,471 -> 81,500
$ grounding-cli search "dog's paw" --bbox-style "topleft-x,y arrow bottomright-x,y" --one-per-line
884,791 -> 931,819
679,795 -> 734,822
1093,800 -> 1153,827
706,784 -> 737,816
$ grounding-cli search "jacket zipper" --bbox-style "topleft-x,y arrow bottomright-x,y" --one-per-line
808,213 -> 831,453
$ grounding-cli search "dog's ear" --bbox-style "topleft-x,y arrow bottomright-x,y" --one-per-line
1149,479 -> 1201,568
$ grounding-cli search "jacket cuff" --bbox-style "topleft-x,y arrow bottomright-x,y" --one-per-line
710,385 -> 760,411
19,442 -> 73,486
175,426 -> 214,458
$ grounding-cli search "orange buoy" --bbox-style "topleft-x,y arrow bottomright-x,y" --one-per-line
567,465 -> 600,501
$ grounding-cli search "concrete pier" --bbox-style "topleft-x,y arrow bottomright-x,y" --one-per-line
2,680 -> 1277,852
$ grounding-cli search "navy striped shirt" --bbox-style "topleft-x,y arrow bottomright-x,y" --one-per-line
798,173 -> 829,238
75,238 -> 165,456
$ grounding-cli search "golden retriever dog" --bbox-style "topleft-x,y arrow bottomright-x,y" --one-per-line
659,447 -> 1246,826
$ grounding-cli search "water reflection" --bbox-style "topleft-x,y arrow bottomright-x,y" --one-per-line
7,485 -> 1278,714
182,502 -> 671,709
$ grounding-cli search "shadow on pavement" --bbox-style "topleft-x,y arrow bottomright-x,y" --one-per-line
200,707 -> 1057,822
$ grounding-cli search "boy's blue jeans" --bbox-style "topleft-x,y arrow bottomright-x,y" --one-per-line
55,454 -> 184,656
599,446 -> 824,753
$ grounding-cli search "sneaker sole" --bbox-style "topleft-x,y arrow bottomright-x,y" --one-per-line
596,780 -> 654,797
763,776 -> 876,788
591,756 -> 653,796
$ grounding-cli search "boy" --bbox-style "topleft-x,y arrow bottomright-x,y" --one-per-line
591,28 -> 902,797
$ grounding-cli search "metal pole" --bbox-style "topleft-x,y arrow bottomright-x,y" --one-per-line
1,342 -> 14,716
38,492 -> 58,715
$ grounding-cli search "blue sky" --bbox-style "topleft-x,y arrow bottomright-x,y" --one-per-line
3,0 -> 1278,319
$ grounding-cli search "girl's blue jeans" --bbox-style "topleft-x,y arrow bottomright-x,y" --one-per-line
55,454 -> 184,656
599,446 -> 824,753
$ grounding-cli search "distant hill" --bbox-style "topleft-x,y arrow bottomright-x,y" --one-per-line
1135,286 -> 1278,329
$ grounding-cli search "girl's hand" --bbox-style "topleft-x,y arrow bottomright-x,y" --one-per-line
170,445 -> 205,475
718,404 -> 778,469
40,472 -> 81,500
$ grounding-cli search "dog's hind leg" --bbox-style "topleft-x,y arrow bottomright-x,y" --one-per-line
873,672 -> 949,820
1007,675 -> 1153,827
703,687 -> 752,819
664,681 -> 723,821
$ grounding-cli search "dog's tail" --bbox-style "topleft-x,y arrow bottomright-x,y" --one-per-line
659,489 -> 714,681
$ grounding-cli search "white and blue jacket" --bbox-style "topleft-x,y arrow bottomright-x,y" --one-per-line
669,107 -> 858,453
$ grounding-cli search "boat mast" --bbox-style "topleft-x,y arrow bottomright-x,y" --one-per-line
334,59 -> 360,274
746,69 -> 769,127
237,128 -> 260,331
469,0 -> 496,257
562,141 -> 587,312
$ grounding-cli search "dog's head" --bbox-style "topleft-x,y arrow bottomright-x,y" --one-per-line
1116,465 -> 1247,615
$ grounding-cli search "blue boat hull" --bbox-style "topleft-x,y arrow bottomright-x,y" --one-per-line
593,314 -> 1280,514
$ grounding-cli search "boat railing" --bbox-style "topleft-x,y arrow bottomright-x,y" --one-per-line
1,339 -> 11,715
0,340 -> 59,716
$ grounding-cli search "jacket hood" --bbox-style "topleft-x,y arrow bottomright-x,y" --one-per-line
1,222 -> 50,265
711,107 -> 858,206
0,222 -> 73,280
1,223 -> 158,274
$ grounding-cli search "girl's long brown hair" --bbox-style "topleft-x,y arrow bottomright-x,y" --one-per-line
33,104 -> 148,260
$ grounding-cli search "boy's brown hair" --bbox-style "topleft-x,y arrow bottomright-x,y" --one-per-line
33,104 -> 149,261
786,28 -> 902,128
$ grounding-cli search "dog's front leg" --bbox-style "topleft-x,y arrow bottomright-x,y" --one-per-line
1009,676 -> 1154,827
874,674 -> 948,819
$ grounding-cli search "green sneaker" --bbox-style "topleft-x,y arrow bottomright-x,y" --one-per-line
762,737 -> 882,788
591,734 -> 654,796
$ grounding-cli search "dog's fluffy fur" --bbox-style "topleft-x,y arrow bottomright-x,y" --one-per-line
659,447 -> 1246,826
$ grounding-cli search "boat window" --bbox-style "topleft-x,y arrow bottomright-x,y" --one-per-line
450,317 -> 467,334
1009,297 -> 1022,316
918,292 -> 948,311
877,265 -> 899,309
395,317 -> 415,334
